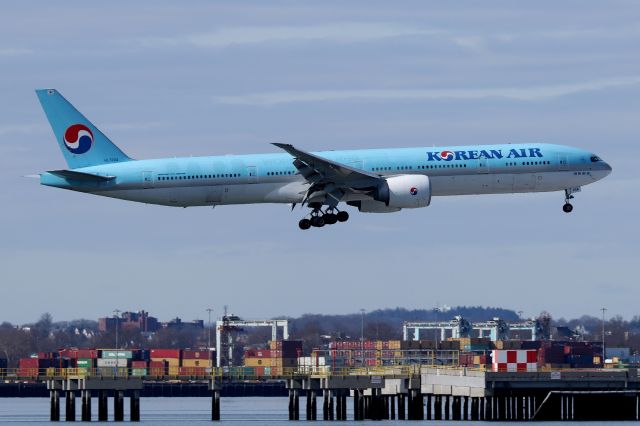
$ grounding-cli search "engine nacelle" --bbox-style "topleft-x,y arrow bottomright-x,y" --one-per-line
375,174 -> 431,208
352,200 -> 402,213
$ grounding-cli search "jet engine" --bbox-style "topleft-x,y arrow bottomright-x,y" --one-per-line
350,175 -> 431,213
375,174 -> 431,208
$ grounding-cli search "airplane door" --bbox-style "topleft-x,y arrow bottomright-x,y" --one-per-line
247,166 -> 257,183
142,171 -> 153,189
558,154 -> 569,171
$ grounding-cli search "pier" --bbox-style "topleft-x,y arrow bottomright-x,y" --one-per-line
5,366 -> 638,421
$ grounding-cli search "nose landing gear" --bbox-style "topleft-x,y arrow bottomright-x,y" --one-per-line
563,187 -> 580,213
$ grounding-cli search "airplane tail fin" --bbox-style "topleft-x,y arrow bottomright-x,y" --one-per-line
35,89 -> 131,169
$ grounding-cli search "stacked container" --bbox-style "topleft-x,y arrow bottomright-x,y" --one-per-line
18,358 -> 51,377
131,360 -> 148,376
180,350 -> 212,375
150,349 -> 181,376
269,340 -> 302,375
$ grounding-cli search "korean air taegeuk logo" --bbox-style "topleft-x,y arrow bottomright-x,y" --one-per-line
64,124 -> 93,154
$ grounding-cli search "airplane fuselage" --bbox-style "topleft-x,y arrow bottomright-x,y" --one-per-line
41,143 -> 612,208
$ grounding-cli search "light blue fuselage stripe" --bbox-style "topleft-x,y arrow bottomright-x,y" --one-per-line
75,143 -> 589,187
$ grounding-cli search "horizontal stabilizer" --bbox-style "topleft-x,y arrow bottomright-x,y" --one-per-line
48,169 -> 115,182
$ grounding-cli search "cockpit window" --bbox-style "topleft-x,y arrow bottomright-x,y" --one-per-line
590,156 -> 602,162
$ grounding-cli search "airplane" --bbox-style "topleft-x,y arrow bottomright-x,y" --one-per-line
35,89 -> 612,230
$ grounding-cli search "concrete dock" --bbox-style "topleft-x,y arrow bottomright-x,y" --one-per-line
22,366 -> 640,421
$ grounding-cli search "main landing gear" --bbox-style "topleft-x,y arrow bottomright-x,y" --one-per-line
563,187 -> 580,213
298,206 -> 349,230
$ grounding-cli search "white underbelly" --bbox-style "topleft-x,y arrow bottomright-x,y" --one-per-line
431,171 -> 594,196
95,181 -> 308,207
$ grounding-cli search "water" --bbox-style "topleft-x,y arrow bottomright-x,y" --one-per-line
0,397 -> 625,424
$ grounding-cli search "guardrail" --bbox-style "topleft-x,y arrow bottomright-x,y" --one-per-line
2,365 -> 620,382
1,365 -> 427,381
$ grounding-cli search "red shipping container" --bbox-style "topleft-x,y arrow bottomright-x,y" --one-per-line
150,349 -> 181,359
245,349 -> 271,358
19,358 -> 39,368
76,349 -> 98,359
149,360 -> 166,368
131,361 -> 147,368
255,366 -> 265,376
58,349 -> 98,359
19,358 -> 51,370
183,350 -> 212,360
59,349 -> 73,358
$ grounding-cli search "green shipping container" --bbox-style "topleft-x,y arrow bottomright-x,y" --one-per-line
76,358 -> 95,368
100,350 -> 133,359
131,368 -> 147,376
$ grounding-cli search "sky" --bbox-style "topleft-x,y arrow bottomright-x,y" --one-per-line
0,1 -> 638,325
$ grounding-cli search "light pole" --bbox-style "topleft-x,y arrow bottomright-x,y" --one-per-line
206,308 -> 214,350
434,307 -> 440,345
113,309 -> 121,376
360,309 -> 365,368
601,307 -> 607,364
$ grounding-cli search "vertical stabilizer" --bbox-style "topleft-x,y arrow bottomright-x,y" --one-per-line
36,89 -> 130,169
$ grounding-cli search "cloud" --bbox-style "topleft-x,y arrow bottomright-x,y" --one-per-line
212,76 -> 640,106
137,22 -> 442,49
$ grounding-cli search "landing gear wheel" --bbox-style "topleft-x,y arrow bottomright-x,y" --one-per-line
336,211 -> 349,222
298,219 -> 311,230
324,213 -> 337,225
563,203 -> 573,213
310,216 -> 325,227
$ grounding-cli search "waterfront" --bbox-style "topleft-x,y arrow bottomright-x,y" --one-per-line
0,397 -> 629,424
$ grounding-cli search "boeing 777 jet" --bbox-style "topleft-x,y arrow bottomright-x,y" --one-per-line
35,89 -> 612,230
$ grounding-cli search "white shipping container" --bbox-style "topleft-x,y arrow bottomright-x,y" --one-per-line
298,357 -> 326,366
97,358 -> 128,367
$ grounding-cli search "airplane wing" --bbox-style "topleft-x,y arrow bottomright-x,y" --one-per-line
272,143 -> 382,206
272,143 -> 380,184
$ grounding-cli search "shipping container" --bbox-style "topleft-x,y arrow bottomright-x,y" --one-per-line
150,349 -> 181,359
100,350 -> 134,359
244,357 -> 275,367
131,361 -> 147,369
182,350 -> 212,360
19,358 -> 51,369
182,359 -> 212,368
97,367 -> 127,376
76,358 -> 95,369
148,367 -> 166,376
179,367 -> 206,376
97,358 -> 128,368
245,349 -> 271,358
151,357 -> 179,367
131,368 -> 147,376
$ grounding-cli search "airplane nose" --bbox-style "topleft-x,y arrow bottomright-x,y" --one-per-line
603,161 -> 612,174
